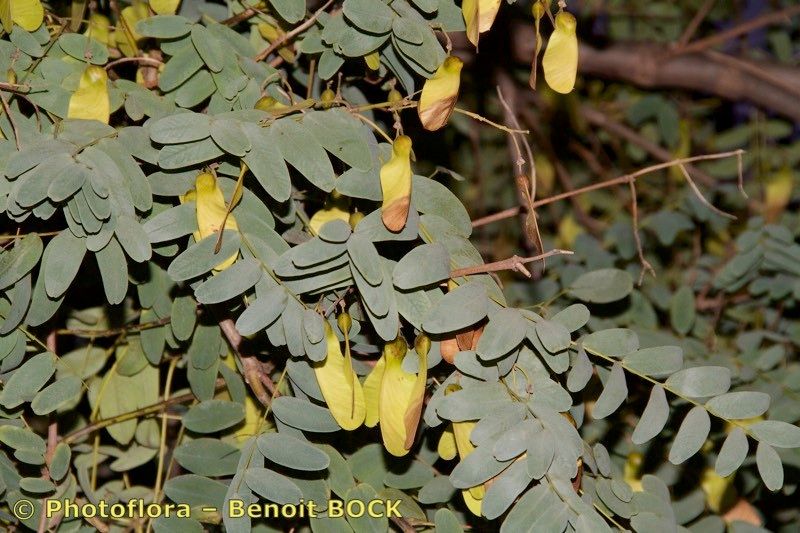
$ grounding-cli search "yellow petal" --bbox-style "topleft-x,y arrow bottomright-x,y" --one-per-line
462,0 -> 501,47
8,0 -> 43,31
363,355 -> 385,427
1,0 -> 13,33
446,384 -> 484,501
418,56 -> 462,131
765,167 -> 792,222
437,426 -> 457,460
461,489 -> 483,516
378,336 -> 426,456
309,205 -> 350,234
380,135 -> 413,232
701,467 -> 737,513
192,172 -> 239,270
85,13 -> 112,46
313,322 -> 365,431
542,11 -> 579,94
365,51 -> 380,71
309,193 -> 350,234
68,66 -> 110,124
150,0 -> 180,15
117,4 -> 148,57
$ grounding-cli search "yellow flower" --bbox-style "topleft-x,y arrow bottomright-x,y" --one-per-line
180,172 -> 239,271
542,11 -> 579,94
418,56 -> 463,131
0,0 -> 44,32
380,136 -> 413,232
462,0 -> 501,48
68,66 -> 110,124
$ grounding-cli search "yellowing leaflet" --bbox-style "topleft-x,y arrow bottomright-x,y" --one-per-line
68,66 -> 110,124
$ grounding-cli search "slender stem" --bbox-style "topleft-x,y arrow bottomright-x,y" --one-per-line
471,150 -> 745,227
450,249 -> 573,278
152,357 -> 179,504
104,56 -> 163,70
452,107 -> 529,134
254,0 -> 334,62
56,316 -> 171,337
218,318 -> 275,406
671,4 -> 800,56
61,380 -> 225,444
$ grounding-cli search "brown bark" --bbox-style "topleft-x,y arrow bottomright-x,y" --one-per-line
508,24 -> 800,123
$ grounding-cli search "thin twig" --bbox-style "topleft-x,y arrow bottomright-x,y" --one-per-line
671,4 -> 800,57
627,180 -> 655,285
0,93 -> 21,150
471,150 -> 745,227
677,164 -> 736,220
703,49 -> 800,100
254,0 -> 334,62
222,5 -> 260,26
580,105 -> 715,187
452,107 -> 529,134
675,0 -> 716,48
56,316 -> 172,337
104,56 -> 163,70
61,380 -> 226,444
496,82 -> 543,256
218,318 -> 276,406
0,81 -> 31,93
39,332 -> 59,533
451,249 -> 574,278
